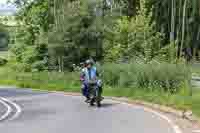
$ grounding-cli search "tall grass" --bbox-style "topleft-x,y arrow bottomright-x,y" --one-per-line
192,63 -> 200,76
0,65 -> 80,91
102,62 -> 191,93
0,62 -> 192,110
192,88 -> 200,117
14,72 -> 80,91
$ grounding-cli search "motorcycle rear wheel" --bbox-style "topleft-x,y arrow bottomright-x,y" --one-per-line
97,100 -> 101,107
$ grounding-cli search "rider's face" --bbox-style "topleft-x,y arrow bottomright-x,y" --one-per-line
87,64 -> 91,68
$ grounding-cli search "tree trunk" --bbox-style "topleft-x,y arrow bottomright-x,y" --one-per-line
58,56 -> 62,72
180,0 -> 188,58
54,0 -> 57,30
170,0 -> 176,62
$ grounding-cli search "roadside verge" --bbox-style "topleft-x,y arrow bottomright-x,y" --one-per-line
0,85 -> 198,125
53,91 -> 199,125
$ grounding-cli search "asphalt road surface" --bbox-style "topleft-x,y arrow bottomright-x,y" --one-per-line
0,87 -> 179,133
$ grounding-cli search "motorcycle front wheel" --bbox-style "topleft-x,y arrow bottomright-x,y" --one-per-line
90,98 -> 95,106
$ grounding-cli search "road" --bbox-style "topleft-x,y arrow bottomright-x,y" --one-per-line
0,87 -> 193,133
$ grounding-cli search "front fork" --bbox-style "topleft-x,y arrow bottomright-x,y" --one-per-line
89,85 -> 100,100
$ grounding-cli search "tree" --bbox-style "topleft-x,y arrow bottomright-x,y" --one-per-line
10,0 -> 49,71
104,0 -> 162,63
48,0 -> 121,70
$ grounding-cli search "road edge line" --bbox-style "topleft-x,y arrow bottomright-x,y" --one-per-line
0,97 -> 12,121
1,97 -> 22,121
59,92 -> 183,133
120,102 -> 182,133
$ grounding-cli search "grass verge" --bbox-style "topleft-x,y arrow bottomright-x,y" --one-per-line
191,63 -> 200,118
0,66 -> 192,112
192,88 -> 200,118
192,63 -> 200,76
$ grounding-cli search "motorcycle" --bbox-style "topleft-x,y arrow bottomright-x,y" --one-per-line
87,80 -> 102,107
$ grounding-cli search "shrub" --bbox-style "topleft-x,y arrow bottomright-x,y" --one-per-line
102,63 -> 121,86
103,7 -> 163,63
102,62 -> 190,93
12,63 -> 31,72
32,61 -> 47,72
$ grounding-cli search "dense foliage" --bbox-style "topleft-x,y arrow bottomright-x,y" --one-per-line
10,0 -> 49,71
8,0 -> 199,72
0,0 -> 196,114
103,62 -> 191,93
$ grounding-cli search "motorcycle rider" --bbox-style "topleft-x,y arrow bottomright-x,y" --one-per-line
80,59 -> 103,103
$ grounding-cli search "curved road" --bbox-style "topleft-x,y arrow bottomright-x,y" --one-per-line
0,87 -> 183,133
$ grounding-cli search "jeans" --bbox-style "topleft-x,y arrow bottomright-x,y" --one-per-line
81,80 -> 102,98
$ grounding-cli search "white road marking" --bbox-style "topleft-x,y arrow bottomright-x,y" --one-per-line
58,92 -> 184,133
1,97 -> 22,121
0,98 -> 12,121
119,102 -> 182,133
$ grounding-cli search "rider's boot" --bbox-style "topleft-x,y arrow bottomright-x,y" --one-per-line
85,96 -> 91,103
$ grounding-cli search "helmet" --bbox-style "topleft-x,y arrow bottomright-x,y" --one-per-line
85,59 -> 93,65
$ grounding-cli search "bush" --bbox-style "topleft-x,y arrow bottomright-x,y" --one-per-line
32,61 -> 47,72
102,62 -> 190,93
12,63 -> 31,72
103,9 -> 162,62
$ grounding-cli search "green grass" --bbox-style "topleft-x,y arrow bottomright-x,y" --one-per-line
0,51 -> 8,58
192,88 -> 200,118
0,66 -> 81,92
191,63 -> 200,118
104,87 -> 191,110
192,63 -> 200,76
0,65 -> 192,111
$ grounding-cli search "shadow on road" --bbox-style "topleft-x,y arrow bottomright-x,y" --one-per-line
100,103 -> 118,108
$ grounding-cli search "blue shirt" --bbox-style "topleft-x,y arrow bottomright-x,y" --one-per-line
82,66 -> 97,82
